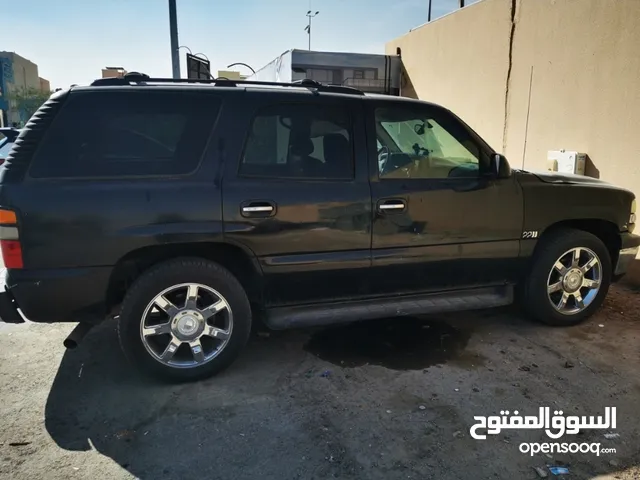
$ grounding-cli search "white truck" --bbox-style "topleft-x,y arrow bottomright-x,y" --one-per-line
247,49 -> 403,96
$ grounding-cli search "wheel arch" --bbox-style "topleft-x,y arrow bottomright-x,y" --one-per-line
106,242 -> 263,312
538,219 -> 621,266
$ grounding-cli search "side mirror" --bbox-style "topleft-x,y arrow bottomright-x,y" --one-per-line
491,153 -> 512,179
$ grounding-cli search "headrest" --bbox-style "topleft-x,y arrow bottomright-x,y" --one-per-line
323,133 -> 349,152
290,136 -> 314,156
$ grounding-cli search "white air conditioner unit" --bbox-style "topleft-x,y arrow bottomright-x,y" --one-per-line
547,150 -> 586,175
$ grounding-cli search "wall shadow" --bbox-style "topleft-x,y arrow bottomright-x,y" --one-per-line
618,258 -> 640,291
585,154 -> 600,179
399,65 -> 418,99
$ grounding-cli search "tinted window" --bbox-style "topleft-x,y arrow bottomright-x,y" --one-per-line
29,91 -> 220,178
241,103 -> 353,179
376,106 -> 486,180
0,140 -> 13,159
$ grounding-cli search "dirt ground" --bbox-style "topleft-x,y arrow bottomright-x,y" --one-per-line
1,278 -> 639,479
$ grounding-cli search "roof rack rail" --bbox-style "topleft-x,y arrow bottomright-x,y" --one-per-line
90,73 -> 364,95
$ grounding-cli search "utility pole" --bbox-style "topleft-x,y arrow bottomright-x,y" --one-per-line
305,10 -> 319,50
169,0 -> 181,79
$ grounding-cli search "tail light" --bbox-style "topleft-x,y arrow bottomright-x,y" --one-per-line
0,209 -> 23,269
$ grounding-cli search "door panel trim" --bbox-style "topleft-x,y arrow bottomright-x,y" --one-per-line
371,240 -> 520,266
261,249 -> 371,274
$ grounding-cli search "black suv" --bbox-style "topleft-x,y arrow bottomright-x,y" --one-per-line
0,74 -> 638,381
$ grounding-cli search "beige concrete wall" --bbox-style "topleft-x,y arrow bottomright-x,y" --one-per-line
386,0 -> 513,152
217,70 -> 245,80
504,0 -> 640,195
102,68 -> 127,79
387,0 -> 640,197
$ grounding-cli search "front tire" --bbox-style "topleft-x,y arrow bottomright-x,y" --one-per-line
523,228 -> 612,326
117,258 -> 252,382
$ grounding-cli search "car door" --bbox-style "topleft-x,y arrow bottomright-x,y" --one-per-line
366,98 -> 523,295
222,90 -> 372,306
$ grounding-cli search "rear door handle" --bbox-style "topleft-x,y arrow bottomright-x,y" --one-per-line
378,199 -> 406,213
241,201 -> 276,217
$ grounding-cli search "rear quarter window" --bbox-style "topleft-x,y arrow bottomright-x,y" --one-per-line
28,90 -> 221,178
0,140 -> 13,159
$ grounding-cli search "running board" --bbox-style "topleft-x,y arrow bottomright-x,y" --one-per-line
264,285 -> 513,330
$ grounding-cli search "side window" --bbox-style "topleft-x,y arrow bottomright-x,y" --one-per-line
0,140 -> 13,159
240,103 -> 353,180
376,106 -> 484,180
29,92 -> 221,178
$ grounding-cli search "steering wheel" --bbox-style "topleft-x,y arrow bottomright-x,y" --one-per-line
377,146 -> 389,172
381,152 -> 414,177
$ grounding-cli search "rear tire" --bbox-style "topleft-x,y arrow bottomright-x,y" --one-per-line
522,228 -> 612,326
117,257 -> 252,382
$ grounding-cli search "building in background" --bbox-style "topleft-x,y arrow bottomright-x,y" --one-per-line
247,49 -> 402,95
0,52 -> 50,127
386,0 -> 640,198
39,77 -> 50,92
102,67 -> 127,79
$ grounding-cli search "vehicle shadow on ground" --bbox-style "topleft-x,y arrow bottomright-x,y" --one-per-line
42,309 -> 525,479
43,306 -> 634,479
43,317 -> 317,478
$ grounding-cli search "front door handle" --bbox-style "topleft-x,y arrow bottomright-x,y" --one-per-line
241,201 -> 276,218
378,199 -> 406,213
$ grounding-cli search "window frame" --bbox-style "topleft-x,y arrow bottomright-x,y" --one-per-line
369,100 -> 494,182
26,90 -> 223,182
238,100 -> 356,182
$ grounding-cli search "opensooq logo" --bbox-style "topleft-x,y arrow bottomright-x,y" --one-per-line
469,407 -> 616,440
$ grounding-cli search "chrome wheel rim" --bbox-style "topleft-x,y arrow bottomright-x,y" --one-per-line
140,283 -> 233,368
547,247 -> 602,315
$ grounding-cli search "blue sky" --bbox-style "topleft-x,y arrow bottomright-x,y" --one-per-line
4,0 -> 479,89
